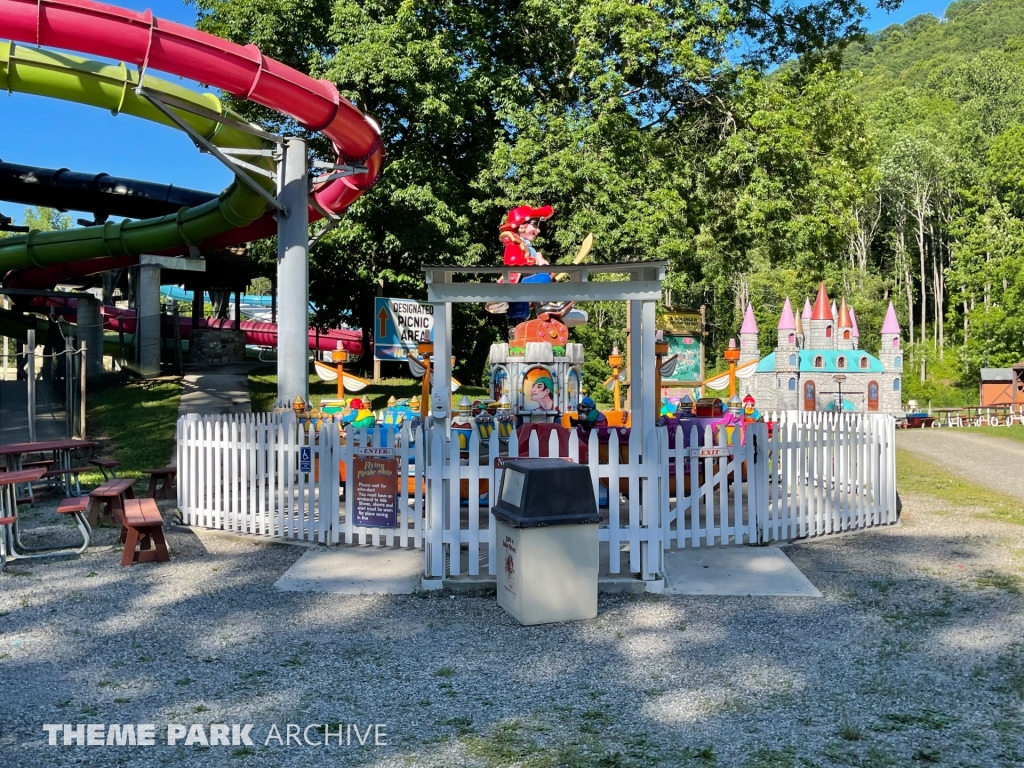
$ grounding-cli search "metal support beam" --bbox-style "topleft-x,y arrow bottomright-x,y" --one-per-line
427,281 -> 663,304
430,302 -> 452,425
276,137 -> 311,406
26,329 -> 36,443
137,87 -> 283,212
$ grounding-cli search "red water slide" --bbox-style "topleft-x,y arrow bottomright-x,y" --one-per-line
0,0 -> 383,289
41,296 -> 364,357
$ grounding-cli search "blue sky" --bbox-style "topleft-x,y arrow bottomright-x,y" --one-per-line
1,0 -> 951,225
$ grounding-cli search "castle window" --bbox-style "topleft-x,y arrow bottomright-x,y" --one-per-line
859,357 -> 869,369
894,356 -> 902,368
892,337 -> 899,349
837,356 -> 846,369
788,377 -> 796,391
843,330 -> 851,340
789,354 -> 797,366
788,333 -> 795,344
894,378 -> 901,391
825,326 -> 832,338
814,356 -> 824,369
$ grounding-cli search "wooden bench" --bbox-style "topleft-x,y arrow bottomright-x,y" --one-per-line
89,458 -> 120,480
88,478 -> 136,526
44,465 -> 89,496
142,467 -> 177,500
120,499 -> 169,567
22,458 -> 54,470
55,496 -> 92,554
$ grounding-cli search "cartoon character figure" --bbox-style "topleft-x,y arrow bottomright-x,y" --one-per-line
488,205 -> 555,323
742,394 -> 762,424
342,398 -> 376,429
528,375 -> 556,410
570,396 -> 608,430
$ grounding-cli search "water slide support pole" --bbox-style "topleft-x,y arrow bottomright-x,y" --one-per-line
276,137 -> 310,406
137,263 -> 162,377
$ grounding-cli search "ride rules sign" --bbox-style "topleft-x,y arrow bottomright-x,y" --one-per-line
352,454 -> 399,528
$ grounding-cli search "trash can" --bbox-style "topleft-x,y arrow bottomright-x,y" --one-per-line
492,458 -> 600,625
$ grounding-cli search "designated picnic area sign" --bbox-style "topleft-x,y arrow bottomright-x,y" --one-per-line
353,452 -> 399,528
374,297 -> 435,361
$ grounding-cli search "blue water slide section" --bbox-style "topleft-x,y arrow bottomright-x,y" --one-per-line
160,285 -> 315,311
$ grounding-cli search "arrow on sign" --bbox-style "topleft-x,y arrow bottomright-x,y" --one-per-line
377,306 -> 389,339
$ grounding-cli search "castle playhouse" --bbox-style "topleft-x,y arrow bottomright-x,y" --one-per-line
737,283 -> 904,416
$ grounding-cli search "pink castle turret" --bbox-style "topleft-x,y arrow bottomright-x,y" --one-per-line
777,297 -> 796,349
802,298 -> 812,321
739,303 -> 759,364
849,306 -> 860,345
881,303 -> 900,336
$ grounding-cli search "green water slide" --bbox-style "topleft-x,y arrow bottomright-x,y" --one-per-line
0,42 -> 274,271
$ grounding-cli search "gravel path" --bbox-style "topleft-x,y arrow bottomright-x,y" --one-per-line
2,488 -> 1024,767
899,429 -> 1024,499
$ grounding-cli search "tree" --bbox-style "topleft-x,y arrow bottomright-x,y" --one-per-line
192,0 -> 906,382
22,206 -> 71,232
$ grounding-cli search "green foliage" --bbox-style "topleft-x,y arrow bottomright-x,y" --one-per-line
22,206 -> 71,232
829,0 -> 1024,395
86,380 -> 182,481
191,0 -> 903,385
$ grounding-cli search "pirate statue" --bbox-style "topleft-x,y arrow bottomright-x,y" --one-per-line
741,394 -> 762,424
486,205 -> 573,325
569,396 -> 608,430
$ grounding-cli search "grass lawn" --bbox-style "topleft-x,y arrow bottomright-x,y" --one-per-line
958,425 -> 1024,444
80,378 -> 182,488
897,447 -> 1024,526
247,366 -> 488,412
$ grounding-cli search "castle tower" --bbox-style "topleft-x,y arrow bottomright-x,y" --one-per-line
738,303 -> 760,365
836,298 -> 855,351
878,302 -> 903,413
805,283 -> 834,350
849,306 -> 860,349
798,298 -> 811,348
775,298 -> 800,409
878,302 -> 902,369
776,297 -> 797,349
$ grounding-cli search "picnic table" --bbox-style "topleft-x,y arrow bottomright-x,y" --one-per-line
0,467 -> 90,563
929,406 -> 1023,427
0,439 -> 98,498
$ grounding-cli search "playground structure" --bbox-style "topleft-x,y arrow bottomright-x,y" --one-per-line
0,0 -> 383,400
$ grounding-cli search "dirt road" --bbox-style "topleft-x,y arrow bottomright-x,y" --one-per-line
898,429 -> 1024,498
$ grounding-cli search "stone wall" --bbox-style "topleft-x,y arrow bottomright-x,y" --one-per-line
189,329 -> 246,365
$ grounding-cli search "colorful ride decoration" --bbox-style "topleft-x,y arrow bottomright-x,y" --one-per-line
489,341 -> 585,424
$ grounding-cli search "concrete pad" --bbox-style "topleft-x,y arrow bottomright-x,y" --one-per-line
663,546 -> 821,597
273,546 -> 423,595
178,370 -> 254,416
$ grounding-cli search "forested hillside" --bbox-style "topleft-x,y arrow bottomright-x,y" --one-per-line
835,0 -> 1024,402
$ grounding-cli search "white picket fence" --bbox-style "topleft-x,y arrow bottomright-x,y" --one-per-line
177,412 -> 339,542
175,409 -> 898,583
761,411 -> 897,541
424,425 -> 664,581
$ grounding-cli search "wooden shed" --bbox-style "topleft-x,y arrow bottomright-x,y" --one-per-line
980,364 -> 1024,406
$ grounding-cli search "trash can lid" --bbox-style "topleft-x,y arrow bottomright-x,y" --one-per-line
492,458 -> 599,528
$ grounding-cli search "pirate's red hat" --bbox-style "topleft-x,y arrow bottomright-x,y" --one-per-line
498,205 -> 554,233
